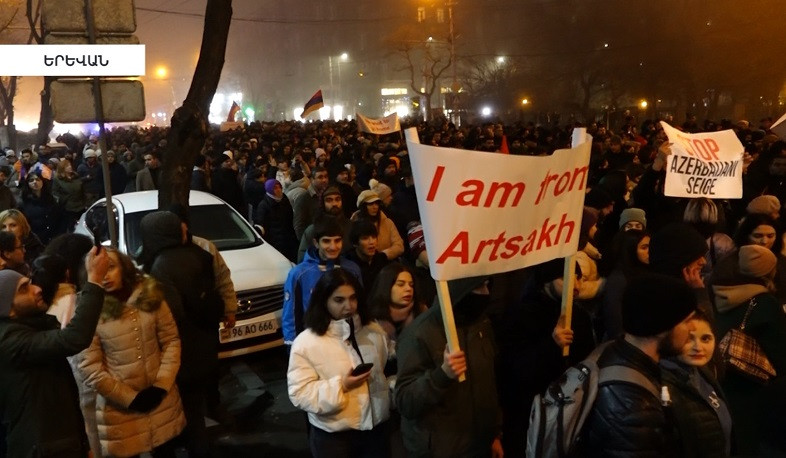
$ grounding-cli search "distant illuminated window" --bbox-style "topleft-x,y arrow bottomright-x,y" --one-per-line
381,88 -> 408,96
417,7 -> 426,22
436,8 -> 445,23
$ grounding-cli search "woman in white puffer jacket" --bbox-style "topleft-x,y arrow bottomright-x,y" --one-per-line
77,248 -> 185,458
288,268 -> 391,457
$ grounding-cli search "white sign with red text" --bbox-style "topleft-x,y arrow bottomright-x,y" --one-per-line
406,127 -> 591,281
661,121 -> 743,199
357,112 -> 401,135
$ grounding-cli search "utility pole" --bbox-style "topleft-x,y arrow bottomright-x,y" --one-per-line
447,0 -> 459,125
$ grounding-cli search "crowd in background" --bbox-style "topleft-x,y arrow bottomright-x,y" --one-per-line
1,112 -> 786,457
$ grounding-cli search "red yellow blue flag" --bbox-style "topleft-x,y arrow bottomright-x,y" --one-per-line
226,101 -> 241,122
301,90 -> 324,119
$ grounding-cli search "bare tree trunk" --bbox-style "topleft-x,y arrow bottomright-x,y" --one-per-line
159,0 -> 233,212
7,77 -> 16,149
36,76 -> 53,146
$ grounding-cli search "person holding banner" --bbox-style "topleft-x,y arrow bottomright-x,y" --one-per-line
499,259 -> 595,456
394,277 -> 503,458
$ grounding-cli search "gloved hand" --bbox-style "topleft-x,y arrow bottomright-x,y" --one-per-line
128,386 -> 167,413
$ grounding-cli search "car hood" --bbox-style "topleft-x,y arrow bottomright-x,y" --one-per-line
219,242 -> 292,291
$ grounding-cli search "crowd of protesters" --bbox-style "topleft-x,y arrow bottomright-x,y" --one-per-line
1,112 -> 786,456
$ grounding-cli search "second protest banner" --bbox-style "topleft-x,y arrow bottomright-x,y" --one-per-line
357,112 -> 401,135
406,127 -> 591,281
661,121 -> 744,199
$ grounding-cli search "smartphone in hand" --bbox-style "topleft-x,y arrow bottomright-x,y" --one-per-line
350,363 -> 373,376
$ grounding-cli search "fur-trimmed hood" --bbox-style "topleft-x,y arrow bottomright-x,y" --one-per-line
102,276 -> 165,320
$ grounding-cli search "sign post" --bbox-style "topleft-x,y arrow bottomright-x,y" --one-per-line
42,0 -> 145,248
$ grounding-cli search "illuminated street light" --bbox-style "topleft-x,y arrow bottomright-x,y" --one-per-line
521,98 -> 529,105
497,56 -> 505,64
244,107 -> 255,122
340,52 -> 348,61
640,100 -> 648,109
481,106 -> 492,116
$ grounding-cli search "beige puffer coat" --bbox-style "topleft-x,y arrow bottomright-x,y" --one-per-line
78,285 -> 185,458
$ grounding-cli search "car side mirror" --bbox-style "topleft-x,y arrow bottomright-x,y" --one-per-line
254,224 -> 265,237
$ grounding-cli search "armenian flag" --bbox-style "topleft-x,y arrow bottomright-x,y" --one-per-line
300,90 -> 324,119
226,101 -> 241,122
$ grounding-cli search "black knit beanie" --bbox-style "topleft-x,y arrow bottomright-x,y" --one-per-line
622,273 -> 697,337
649,222 -> 707,278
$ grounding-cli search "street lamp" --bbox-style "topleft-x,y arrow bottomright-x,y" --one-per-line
497,56 -> 505,64
329,52 -> 350,118
640,100 -> 648,109
521,98 -> 529,105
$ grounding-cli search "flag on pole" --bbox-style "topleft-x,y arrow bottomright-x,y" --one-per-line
301,90 -> 324,119
226,101 -> 241,122
500,134 -> 510,154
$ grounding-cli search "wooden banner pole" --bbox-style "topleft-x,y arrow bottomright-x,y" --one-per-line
436,279 -> 466,382
561,127 -> 588,357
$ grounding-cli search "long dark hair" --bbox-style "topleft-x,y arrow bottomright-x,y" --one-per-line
366,263 -> 423,322
734,213 -> 782,254
606,229 -> 650,278
32,254 -> 67,305
304,269 -> 367,336
22,171 -> 56,205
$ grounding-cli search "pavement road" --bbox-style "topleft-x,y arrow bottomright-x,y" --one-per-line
208,345 -> 311,458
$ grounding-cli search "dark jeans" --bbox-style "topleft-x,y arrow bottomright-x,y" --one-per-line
178,381 -> 209,458
309,421 -> 390,458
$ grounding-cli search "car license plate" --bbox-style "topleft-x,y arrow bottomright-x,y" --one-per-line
219,318 -> 278,343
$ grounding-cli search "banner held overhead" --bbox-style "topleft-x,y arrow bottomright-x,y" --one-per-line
661,121 -> 744,199
405,127 -> 591,281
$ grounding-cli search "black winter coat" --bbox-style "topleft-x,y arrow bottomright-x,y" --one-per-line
255,194 -> 298,262
211,167 -> 245,216
582,338 -> 677,458
499,288 -> 595,456
395,292 -> 501,457
20,193 -> 65,245
660,360 -> 730,457
0,283 -> 104,458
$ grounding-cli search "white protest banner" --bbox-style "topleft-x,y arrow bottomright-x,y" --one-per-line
357,112 -> 401,135
661,121 -> 743,199
406,127 -> 591,281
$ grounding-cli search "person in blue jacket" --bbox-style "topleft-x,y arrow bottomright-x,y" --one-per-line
282,215 -> 362,346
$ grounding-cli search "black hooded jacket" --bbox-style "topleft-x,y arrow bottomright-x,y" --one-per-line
140,211 -> 220,383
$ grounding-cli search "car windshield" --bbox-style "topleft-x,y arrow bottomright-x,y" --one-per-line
123,204 -> 261,254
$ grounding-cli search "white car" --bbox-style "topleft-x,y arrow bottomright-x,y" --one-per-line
75,190 -> 292,358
